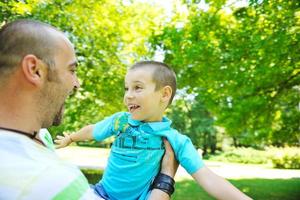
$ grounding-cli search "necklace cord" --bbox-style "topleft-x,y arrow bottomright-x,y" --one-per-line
0,127 -> 46,147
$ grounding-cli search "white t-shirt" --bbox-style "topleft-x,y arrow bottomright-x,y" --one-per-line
0,130 -> 99,200
38,128 -> 55,151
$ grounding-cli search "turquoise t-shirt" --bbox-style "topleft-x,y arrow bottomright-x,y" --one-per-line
93,112 -> 204,200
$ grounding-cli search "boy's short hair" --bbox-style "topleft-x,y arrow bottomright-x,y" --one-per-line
130,61 -> 177,105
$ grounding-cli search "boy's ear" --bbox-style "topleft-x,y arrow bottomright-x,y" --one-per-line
21,54 -> 46,86
161,86 -> 172,104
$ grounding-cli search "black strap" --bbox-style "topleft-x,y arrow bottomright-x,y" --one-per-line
151,173 -> 175,196
0,127 -> 45,147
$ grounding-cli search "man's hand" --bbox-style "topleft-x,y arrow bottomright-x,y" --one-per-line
160,138 -> 179,178
148,138 -> 179,200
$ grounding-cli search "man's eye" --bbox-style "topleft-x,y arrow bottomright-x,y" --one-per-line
124,87 -> 128,91
135,86 -> 142,90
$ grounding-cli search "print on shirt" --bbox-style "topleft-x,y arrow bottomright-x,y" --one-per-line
112,114 -> 164,150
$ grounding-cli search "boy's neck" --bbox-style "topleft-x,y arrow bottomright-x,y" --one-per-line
142,113 -> 165,123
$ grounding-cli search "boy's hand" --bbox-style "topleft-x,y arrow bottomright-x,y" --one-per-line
54,132 -> 73,149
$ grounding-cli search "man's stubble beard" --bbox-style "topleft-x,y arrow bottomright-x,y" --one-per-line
51,104 -> 64,126
42,69 -> 67,127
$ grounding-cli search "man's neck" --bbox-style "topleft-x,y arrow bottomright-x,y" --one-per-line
0,113 -> 40,134
0,71 -> 42,134
0,97 -> 41,134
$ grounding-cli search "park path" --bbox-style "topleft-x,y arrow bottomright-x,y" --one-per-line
56,146 -> 300,181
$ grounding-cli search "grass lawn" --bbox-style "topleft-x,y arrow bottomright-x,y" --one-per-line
82,169 -> 300,200
173,178 -> 300,200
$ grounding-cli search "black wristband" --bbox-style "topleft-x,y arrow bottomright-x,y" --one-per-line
151,173 -> 175,196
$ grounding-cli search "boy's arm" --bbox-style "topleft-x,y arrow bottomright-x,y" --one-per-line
55,112 -> 123,149
55,125 -> 94,149
166,131 -> 251,199
192,166 -> 252,200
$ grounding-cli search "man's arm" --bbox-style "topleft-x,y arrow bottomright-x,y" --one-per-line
148,138 -> 179,200
192,166 -> 252,200
55,125 -> 94,148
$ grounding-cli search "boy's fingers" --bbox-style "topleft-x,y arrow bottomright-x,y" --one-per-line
54,139 -> 61,143
54,132 -> 73,148
63,132 -> 74,136
56,135 -> 65,139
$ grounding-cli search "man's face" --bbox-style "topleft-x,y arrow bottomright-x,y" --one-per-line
124,67 -> 164,122
41,37 -> 79,127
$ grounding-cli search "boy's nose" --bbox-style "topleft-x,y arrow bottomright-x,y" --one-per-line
125,90 -> 134,99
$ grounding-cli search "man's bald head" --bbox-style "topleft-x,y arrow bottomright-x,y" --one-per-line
0,19 -> 66,81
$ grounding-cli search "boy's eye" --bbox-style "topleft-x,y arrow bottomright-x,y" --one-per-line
124,87 -> 128,91
135,86 -> 142,90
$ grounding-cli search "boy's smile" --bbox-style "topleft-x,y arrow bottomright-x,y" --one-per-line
128,104 -> 140,113
124,67 -> 165,122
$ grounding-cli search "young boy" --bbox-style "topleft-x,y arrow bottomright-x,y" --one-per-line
55,61 -> 252,200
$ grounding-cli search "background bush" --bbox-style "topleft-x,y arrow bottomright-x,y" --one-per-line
268,147 -> 300,169
206,147 -> 268,164
206,147 -> 300,169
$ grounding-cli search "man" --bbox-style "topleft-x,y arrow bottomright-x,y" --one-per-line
0,19 -> 177,200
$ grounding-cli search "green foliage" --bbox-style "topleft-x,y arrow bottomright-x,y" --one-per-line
206,147 -> 268,164
76,140 -> 112,148
174,178 -> 300,200
168,91 -> 217,153
0,0 -> 167,140
269,147 -> 300,169
151,0 -> 300,147
1,0 -> 299,148
174,178 -> 214,200
81,169 -> 300,200
80,168 -> 103,185
207,147 -> 300,169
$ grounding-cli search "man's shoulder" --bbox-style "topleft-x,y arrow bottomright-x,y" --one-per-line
0,162 -> 93,200
0,134 -> 93,199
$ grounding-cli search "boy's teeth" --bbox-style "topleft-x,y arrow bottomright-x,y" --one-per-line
129,105 -> 139,110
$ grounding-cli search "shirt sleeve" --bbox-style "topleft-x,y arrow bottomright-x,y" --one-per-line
165,130 -> 204,174
93,112 -> 125,141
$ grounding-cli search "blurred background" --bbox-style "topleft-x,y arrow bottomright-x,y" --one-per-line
1,0 -> 299,199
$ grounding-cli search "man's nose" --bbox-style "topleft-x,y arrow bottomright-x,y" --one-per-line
73,76 -> 80,90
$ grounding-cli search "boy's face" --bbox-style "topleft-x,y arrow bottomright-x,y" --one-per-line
124,67 -> 165,122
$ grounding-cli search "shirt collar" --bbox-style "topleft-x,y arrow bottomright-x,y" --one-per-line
127,113 -> 172,132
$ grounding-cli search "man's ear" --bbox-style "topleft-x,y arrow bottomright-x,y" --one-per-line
21,54 -> 45,86
161,86 -> 172,104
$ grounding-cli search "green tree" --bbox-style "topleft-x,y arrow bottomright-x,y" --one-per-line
168,90 -> 217,154
151,0 -> 300,147
0,0 -> 167,138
